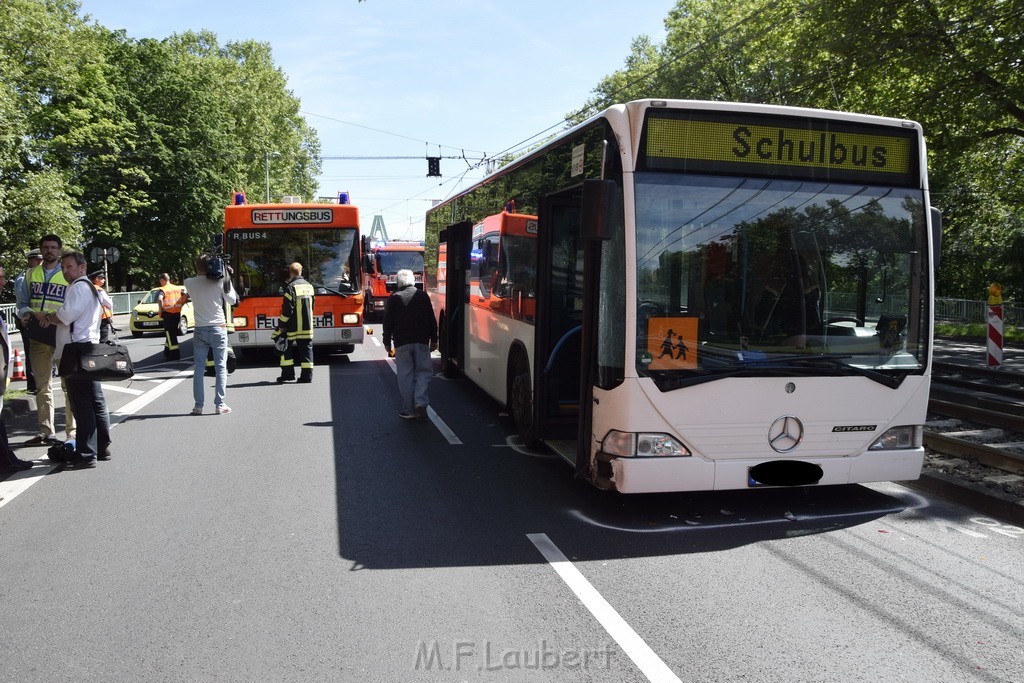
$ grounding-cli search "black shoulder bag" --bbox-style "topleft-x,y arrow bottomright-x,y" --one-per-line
57,279 -> 135,381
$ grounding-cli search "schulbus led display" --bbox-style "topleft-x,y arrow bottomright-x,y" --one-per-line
642,111 -> 918,186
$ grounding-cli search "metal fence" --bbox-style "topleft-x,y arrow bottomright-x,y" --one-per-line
934,298 -> 1024,326
0,290 -> 148,329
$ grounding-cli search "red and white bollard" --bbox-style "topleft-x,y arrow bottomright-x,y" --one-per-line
987,282 -> 1003,368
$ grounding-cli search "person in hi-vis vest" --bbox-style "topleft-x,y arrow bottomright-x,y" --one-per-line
22,234 -> 75,446
271,262 -> 315,383
156,273 -> 185,360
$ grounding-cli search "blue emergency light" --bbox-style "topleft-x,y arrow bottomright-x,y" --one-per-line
338,191 -> 350,205
233,192 -> 247,205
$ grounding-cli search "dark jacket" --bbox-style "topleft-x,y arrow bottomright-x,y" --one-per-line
382,285 -> 437,349
278,276 -> 315,340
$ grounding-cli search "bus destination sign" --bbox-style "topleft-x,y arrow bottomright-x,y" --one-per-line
251,208 -> 334,224
642,112 -> 918,186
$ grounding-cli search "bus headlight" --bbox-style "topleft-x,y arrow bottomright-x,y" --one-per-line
600,430 -> 690,457
868,425 -> 923,450
342,314 -> 359,324
232,316 -> 247,327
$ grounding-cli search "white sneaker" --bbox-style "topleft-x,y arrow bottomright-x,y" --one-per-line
216,405 -> 232,415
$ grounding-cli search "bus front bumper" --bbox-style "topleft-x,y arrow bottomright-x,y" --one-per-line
606,449 -> 925,494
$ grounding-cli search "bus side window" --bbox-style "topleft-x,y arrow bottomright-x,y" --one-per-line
478,235 -> 499,299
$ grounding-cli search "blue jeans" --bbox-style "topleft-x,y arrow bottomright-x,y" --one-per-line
395,343 -> 433,411
193,325 -> 228,409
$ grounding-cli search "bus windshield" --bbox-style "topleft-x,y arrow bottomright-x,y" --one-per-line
634,173 -> 929,385
377,250 -> 424,275
229,227 -> 360,297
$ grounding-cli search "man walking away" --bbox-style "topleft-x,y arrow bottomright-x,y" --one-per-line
272,262 -> 315,383
184,253 -> 238,415
382,269 -> 437,420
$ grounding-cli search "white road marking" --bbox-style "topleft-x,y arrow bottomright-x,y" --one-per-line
0,368 -> 194,509
386,357 -> 462,444
527,533 -> 682,683
100,383 -> 146,396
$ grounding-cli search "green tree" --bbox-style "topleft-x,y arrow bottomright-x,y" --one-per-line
581,0 -> 1024,299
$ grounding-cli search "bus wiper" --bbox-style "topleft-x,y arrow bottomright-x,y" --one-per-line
315,284 -> 349,297
745,353 -> 903,388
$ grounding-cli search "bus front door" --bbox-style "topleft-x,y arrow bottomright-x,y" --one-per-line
439,221 -> 471,378
535,191 -> 591,466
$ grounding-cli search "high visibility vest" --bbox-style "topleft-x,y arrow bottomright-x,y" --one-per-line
28,266 -> 68,313
279,277 -> 315,341
96,286 -> 114,320
159,284 -> 185,313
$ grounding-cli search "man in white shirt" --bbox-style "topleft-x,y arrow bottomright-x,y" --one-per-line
40,251 -> 110,469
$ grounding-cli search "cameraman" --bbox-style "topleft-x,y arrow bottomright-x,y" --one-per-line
184,253 -> 238,415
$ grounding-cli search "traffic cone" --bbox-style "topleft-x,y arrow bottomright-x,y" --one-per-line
11,347 -> 26,381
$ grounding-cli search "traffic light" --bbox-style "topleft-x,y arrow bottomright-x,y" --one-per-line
427,157 -> 441,177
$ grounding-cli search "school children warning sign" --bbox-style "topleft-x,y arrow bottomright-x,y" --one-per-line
645,317 -> 698,370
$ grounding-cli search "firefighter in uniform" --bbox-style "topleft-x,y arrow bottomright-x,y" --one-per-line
157,273 -> 185,360
271,261 -> 315,383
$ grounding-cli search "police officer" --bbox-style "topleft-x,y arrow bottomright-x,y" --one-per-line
90,270 -> 115,343
22,234 -> 74,446
272,262 -> 315,383
156,273 -> 185,360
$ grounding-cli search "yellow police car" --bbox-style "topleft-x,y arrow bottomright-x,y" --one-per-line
129,288 -> 195,337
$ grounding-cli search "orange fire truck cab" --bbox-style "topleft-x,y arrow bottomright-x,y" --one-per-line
361,238 -> 425,321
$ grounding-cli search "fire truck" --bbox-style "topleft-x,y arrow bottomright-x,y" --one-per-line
361,238 -> 426,321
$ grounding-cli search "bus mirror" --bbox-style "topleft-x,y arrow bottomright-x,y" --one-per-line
930,207 -> 942,269
581,179 -> 615,241
363,254 -> 375,274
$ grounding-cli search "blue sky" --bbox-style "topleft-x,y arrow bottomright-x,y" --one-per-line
78,0 -> 672,238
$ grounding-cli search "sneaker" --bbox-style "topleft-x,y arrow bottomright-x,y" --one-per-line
398,411 -> 416,420
414,404 -> 428,421
216,405 -> 232,415
97,448 -> 112,461
190,407 -> 203,416
24,435 -> 49,447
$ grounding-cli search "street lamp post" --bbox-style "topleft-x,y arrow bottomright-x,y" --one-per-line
265,151 -> 280,202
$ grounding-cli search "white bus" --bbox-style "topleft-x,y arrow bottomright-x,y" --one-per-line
425,100 -> 938,494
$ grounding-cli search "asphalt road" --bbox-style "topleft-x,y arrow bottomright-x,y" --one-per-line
1,327 -> 1022,681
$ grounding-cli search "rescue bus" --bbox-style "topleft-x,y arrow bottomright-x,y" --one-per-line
361,239 -> 425,320
224,193 -> 364,355
426,99 -> 939,494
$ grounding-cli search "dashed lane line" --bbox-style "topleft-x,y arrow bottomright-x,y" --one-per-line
527,533 -> 683,683
385,356 -> 462,445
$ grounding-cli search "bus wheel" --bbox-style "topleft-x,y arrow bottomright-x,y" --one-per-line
510,361 -> 537,446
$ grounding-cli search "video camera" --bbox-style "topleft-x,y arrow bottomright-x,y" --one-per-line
206,252 -> 226,280
205,235 -> 228,280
